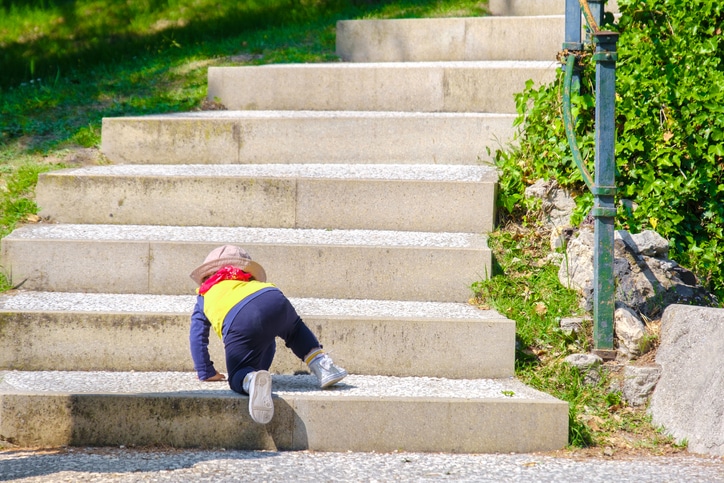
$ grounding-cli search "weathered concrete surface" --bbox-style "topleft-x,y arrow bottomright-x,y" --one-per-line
207,62 -> 557,114
36,164 -> 498,233
0,225 -> 491,302
649,304 -> 724,457
0,372 -> 569,453
0,296 -> 515,378
100,111 -> 516,165
336,16 -> 564,62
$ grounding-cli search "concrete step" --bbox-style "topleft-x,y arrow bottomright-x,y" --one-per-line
36,164 -> 497,233
0,371 -> 569,453
488,0 -> 618,16
207,61 -> 557,114
101,111 -> 516,165
0,225 -> 491,302
336,16 -> 565,63
0,291 -> 515,378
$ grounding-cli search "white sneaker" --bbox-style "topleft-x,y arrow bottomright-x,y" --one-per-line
246,370 -> 273,424
308,354 -> 348,388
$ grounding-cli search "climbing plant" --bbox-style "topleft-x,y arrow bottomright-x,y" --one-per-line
494,0 -> 724,301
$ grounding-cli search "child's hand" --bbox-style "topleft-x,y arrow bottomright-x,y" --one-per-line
203,371 -> 226,382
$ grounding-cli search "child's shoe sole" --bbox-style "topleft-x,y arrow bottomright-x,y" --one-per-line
248,370 -> 274,424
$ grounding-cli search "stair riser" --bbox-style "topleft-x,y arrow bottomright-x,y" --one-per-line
101,114 -> 516,165
37,174 -> 496,233
0,393 -> 568,453
0,312 -> 514,378
488,0 -> 619,16
337,16 -> 565,63
208,64 -> 556,114
1,239 -> 490,302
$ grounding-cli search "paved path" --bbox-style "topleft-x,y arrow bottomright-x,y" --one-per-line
1,448 -> 722,482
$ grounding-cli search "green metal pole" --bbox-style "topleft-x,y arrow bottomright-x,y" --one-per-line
592,31 -> 619,359
564,0 -> 583,91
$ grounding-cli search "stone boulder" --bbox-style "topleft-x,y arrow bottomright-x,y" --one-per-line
564,353 -> 603,385
614,304 -> 648,359
621,364 -> 661,407
524,179 -> 577,229
559,228 -> 717,318
648,304 -> 724,456
524,179 -> 578,251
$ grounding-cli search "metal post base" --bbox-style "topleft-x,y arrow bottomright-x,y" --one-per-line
592,349 -> 617,361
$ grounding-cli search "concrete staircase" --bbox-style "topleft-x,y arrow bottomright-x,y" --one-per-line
0,0 -> 572,452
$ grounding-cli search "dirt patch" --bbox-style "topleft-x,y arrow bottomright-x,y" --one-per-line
42,146 -> 108,167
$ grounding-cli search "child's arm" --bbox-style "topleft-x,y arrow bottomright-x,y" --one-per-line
189,295 -> 224,381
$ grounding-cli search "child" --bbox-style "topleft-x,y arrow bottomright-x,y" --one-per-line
189,245 -> 347,424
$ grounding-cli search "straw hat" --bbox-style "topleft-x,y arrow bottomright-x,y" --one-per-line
190,245 -> 267,285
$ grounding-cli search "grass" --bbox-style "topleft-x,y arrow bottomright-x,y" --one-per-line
0,0 -> 687,454
471,219 -> 686,454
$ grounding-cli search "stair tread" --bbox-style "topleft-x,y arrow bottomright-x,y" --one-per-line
113,110 -> 518,120
7,224 -> 487,248
214,60 -> 556,69
341,14 -> 565,20
49,163 -> 497,182
0,290 -> 502,320
0,371 -> 559,401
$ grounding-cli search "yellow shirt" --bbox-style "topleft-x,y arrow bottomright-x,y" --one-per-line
200,279 -> 276,339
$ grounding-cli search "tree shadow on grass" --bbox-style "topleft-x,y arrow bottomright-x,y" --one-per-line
0,0 -> 387,90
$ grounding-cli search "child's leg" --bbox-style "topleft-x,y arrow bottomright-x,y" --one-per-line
224,307 -> 277,395
225,341 -> 275,395
253,289 -> 321,360
237,289 -> 347,389
262,293 -> 347,388
223,289 -> 320,392
224,305 -> 277,425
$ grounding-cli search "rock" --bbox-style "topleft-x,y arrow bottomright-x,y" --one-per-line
564,353 -> 602,369
622,364 -> 661,407
559,228 -> 717,318
649,304 -> 724,457
614,305 -> 647,359
558,229 -> 594,297
524,179 -> 577,229
564,353 -> 603,385
560,316 -> 587,335
617,230 -> 669,258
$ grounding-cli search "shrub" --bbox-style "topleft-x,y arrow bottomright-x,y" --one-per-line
494,0 -> 724,301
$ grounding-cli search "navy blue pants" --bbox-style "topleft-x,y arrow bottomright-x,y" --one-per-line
224,289 -> 320,395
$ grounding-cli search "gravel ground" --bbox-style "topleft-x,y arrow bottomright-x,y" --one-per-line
7,224 -> 483,248
57,164 -> 496,182
0,371 -> 550,401
138,110 -> 514,120
0,291 -> 502,320
1,447 -> 722,482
